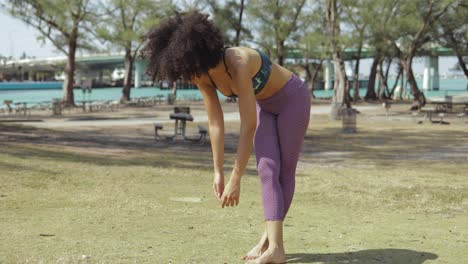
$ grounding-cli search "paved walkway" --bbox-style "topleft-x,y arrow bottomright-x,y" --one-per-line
10,105 -> 380,128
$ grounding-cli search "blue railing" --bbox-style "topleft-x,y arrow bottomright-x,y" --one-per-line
0,81 -> 63,90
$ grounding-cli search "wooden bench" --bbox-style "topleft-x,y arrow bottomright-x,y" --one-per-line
154,123 -> 163,141
420,107 -> 436,122
3,100 -> 13,114
170,107 -> 194,142
420,107 -> 450,124
382,101 -> 391,116
435,113 -> 450,125
198,125 -> 208,143
456,109 -> 468,123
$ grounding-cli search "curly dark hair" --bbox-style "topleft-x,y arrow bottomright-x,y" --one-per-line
140,10 -> 225,83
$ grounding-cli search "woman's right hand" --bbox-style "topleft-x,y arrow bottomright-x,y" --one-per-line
213,173 -> 225,201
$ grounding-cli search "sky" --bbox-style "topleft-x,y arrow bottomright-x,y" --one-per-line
0,10 -> 461,76
0,10 -> 60,58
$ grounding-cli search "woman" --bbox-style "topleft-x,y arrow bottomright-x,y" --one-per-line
140,11 -> 311,264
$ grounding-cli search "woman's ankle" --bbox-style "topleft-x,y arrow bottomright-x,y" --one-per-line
267,243 -> 284,251
259,231 -> 268,242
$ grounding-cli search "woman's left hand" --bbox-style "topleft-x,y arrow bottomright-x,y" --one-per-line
221,178 -> 241,208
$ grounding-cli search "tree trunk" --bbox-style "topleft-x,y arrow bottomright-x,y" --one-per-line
401,56 -> 426,109
377,63 -> 385,99
392,0 -> 449,108
398,69 -> 405,100
389,66 -> 403,98
446,28 -> 468,79
62,27 -> 77,107
327,0 -> 350,119
310,61 -> 322,99
121,48 -> 133,103
303,61 -> 312,91
277,40 -> 285,66
339,59 -> 351,107
365,53 -> 380,100
383,58 -> 393,97
352,45 -> 362,101
234,0 -> 245,46
377,61 -> 390,100
168,81 -> 177,105
172,81 -> 177,97
455,53 -> 468,79
302,60 -> 322,99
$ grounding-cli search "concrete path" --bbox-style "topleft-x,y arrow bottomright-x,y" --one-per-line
10,105 -> 380,128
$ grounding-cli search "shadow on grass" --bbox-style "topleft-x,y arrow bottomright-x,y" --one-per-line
0,123 -> 236,151
1,122 -> 468,173
0,134 -> 259,176
0,123 -> 260,173
302,127 -> 468,162
286,248 -> 438,263
0,142 -> 213,170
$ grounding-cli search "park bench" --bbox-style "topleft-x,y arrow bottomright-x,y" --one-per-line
3,100 -> 13,114
419,106 -> 436,122
197,125 -> 208,143
153,107 -> 208,143
154,123 -> 164,141
456,108 -> 468,123
170,106 -> 194,142
14,102 -> 30,116
382,101 -> 391,116
154,122 -> 208,143
427,94 -> 468,113
419,106 -> 449,125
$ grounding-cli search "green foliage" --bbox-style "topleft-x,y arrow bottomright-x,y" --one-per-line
393,0 -> 459,54
204,0 -> 251,46
340,0 -> 369,49
246,0 -> 306,61
353,0 -> 402,56
176,0 -> 207,11
297,2 -> 329,60
95,0 -> 174,53
432,1 -> 468,54
3,0 -> 467,84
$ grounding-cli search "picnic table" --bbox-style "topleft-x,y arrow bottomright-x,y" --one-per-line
1,100 -> 31,116
419,106 -> 450,124
169,107 -> 194,141
427,95 -> 468,112
13,102 -> 30,116
154,106 -> 208,143
77,100 -> 94,112
420,107 -> 437,122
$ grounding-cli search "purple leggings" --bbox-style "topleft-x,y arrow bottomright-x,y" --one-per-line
254,74 -> 311,221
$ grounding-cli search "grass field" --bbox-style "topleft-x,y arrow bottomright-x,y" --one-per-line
0,104 -> 467,263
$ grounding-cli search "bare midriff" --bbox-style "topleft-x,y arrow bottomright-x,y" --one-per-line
199,46 -> 294,101
254,62 -> 293,100
232,47 -> 293,101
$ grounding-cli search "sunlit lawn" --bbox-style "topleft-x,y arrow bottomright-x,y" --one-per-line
0,111 -> 467,263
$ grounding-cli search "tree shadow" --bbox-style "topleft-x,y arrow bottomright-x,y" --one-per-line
2,122 -> 467,173
300,126 -> 468,162
286,248 -> 438,264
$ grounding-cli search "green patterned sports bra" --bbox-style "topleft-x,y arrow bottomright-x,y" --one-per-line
207,47 -> 272,98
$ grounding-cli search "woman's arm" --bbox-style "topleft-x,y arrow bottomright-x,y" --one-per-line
217,49 -> 257,208
198,82 -> 225,199
227,49 -> 257,182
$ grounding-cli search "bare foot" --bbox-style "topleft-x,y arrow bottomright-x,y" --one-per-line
241,239 -> 269,260
245,246 -> 286,264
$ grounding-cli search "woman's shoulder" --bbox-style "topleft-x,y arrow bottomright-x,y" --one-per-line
224,46 -> 259,72
226,46 -> 256,56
